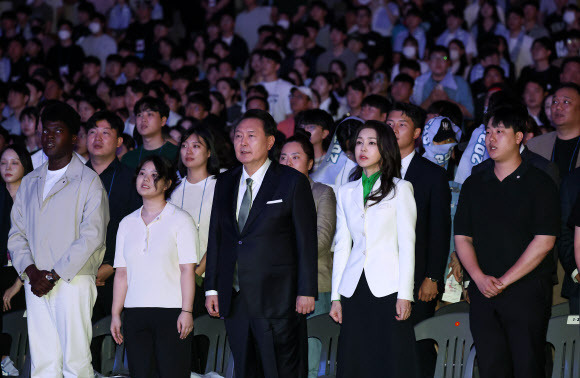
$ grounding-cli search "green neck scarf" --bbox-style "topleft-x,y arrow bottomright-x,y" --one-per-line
362,171 -> 381,205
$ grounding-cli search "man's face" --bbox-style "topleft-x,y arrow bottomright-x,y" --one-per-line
483,68 -> 504,88
330,28 -> 345,46
106,61 -> 122,79
7,90 -> 27,110
523,4 -> 538,22
218,63 -> 235,79
135,108 -> 166,137
391,81 -> 413,103
234,118 -> 275,166
446,15 -> 461,31
507,12 -> 523,32
560,62 -> 580,85
356,9 -> 370,28
386,110 -> 421,152
361,104 -> 386,122
140,68 -> 159,84
220,15 -> 234,34
261,57 -> 279,77
346,87 -> 364,110
429,52 -> 450,76
289,34 -> 305,51
551,87 -> 580,129
125,87 -> 143,114
247,98 -> 267,111
485,120 -> 522,163
41,120 -> 76,160
289,90 -> 311,113
83,63 -> 100,78
87,120 -> 122,159
186,103 -> 208,120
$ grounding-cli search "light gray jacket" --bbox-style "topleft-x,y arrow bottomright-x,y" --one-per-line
8,154 -> 109,282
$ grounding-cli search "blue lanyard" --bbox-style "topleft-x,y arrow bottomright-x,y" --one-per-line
181,177 -> 209,230
107,168 -> 117,198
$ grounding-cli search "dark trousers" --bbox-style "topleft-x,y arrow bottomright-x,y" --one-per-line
124,308 -> 192,378
569,292 -> 579,315
224,292 -> 308,378
92,275 -> 114,322
0,266 -> 25,356
468,277 -> 552,378
409,296 -> 437,378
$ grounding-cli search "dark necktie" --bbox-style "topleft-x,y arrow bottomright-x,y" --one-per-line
238,178 -> 253,232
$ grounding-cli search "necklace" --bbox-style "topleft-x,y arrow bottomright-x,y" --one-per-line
181,176 -> 209,230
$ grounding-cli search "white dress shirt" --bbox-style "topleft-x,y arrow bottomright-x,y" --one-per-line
401,150 -> 415,179
206,158 -> 272,296
114,202 -> 198,308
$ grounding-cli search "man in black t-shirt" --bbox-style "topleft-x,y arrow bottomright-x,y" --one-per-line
455,105 -> 560,378
527,83 -> 580,179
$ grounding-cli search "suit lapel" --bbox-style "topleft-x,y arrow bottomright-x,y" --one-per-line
240,163 -> 278,235
230,167 -> 243,235
404,153 -> 420,183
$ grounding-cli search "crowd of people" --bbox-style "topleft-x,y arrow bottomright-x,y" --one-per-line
0,0 -> 580,377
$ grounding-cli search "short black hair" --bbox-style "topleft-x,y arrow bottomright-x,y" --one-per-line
284,129 -> 315,163
260,49 -> 282,64
507,6 -> 524,18
187,93 -> 212,111
362,95 -> 391,114
134,96 -> 170,119
237,109 -> 277,137
19,106 -> 38,122
393,73 -> 415,86
135,155 -> 178,200
9,81 -> 30,97
488,104 -> 527,138
106,54 -> 123,64
295,109 -> 334,131
245,95 -> 269,111
80,95 -> 106,112
126,80 -> 147,95
83,55 -> 101,67
247,85 -> 269,99
346,78 -> 366,93
330,21 -> 347,35
430,45 -> 450,58
123,55 -> 144,69
390,102 -> 426,131
426,100 -> 463,128
86,110 -> 124,136
399,59 -> 421,73
561,56 -> 580,74
41,101 -> 81,136
483,64 -> 505,79
555,82 -> 580,96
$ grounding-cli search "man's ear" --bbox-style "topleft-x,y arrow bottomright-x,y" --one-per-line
322,129 -> 330,139
515,131 -> 524,145
413,127 -> 422,140
116,136 -> 123,149
266,134 -> 276,150
160,116 -> 167,127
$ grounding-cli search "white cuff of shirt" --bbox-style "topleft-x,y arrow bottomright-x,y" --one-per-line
572,269 -> 579,284
205,290 -> 218,296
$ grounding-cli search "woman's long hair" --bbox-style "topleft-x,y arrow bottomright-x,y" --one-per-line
1,144 -> 33,179
178,125 -> 221,178
349,121 -> 401,206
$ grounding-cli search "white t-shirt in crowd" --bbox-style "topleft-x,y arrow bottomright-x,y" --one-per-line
43,164 -> 69,201
261,79 -> 293,123
235,6 -> 272,51
114,202 -> 198,308
168,176 -> 216,266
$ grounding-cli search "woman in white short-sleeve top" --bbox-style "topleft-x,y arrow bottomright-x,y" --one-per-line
111,155 -> 197,378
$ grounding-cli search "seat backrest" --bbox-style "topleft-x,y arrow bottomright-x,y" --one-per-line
434,302 -> 470,317
546,315 -> 580,378
414,313 -> 474,378
91,316 -> 116,375
551,303 -> 571,318
1,310 -> 27,370
307,314 -> 340,377
193,315 -> 231,375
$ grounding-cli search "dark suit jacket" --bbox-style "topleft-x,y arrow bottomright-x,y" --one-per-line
404,154 -> 451,292
558,167 -> 580,299
0,186 -> 12,267
205,161 -> 318,319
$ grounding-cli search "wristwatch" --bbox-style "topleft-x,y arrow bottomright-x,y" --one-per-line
45,270 -> 60,283
429,277 -> 439,283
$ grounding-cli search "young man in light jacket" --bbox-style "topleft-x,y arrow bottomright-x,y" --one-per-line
8,102 -> 109,377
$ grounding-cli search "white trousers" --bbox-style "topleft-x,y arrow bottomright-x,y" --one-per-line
24,275 -> 97,378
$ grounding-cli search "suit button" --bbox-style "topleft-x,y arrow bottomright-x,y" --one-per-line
238,241 -> 242,245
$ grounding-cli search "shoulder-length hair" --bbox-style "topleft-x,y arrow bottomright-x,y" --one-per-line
349,121 -> 401,206
1,144 -> 33,176
178,125 -> 221,178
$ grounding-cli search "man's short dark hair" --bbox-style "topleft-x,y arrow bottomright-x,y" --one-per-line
393,73 -> 415,86
83,56 -> 101,67
187,93 -> 211,111
247,85 -> 269,99
329,21 -> 347,35
507,7 -> 524,18
41,101 -> 81,136
245,96 -> 269,111
260,49 -> 282,65
399,59 -> 421,73
346,78 -> 366,93
555,82 -> 580,96
134,96 -> 170,119
86,110 -> 124,136
126,80 -> 147,95
9,81 -> 30,97
295,109 -> 334,131
123,55 -> 143,68
237,109 -> 277,137
430,45 -> 450,58
488,104 -> 528,137
483,64 -> 505,79
390,102 -> 427,131
561,57 -> 580,74
106,54 -> 123,64
362,95 -> 392,115
426,100 -> 463,128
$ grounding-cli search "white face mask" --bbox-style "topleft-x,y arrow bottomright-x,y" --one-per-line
58,29 -> 71,40
449,49 -> 460,61
402,46 -> 417,59
564,11 -> 576,25
89,22 -> 101,34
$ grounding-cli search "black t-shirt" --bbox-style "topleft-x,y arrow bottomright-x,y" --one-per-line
570,194 -> 580,229
454,161 -> 560,280
553,136 -> 580,179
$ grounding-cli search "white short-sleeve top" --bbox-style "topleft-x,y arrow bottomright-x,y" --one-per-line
114,202 -> 198,308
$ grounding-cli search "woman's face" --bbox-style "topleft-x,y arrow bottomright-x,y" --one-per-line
293,59 -> 308,78
20,115 -> 36,137
194,36 -> 205,54
136,161 -> 169,199
250,53 -> 262,72
279,141 -> 313,177
330,62 -> 345,81
75,126 -> 88,155
355,62 -> 371,78
180,133 -> 210,171
347,87 -> 364,110
355,127 -> 381,174
544,94 -> 553,122
79,101 -> 96,123
0,149 -> 25,184
312,76 -> 331,98
523,82 -> 545,108
481,3 -> 493,18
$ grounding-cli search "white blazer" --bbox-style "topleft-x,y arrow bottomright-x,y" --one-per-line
331,177 -> 417,301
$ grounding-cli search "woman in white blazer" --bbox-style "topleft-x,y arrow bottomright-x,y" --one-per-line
329,120 -> 419,378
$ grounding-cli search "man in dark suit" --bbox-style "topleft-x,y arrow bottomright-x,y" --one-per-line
387,103 -> 451,377
558,167 -> 580,314
205,109 -> 318,378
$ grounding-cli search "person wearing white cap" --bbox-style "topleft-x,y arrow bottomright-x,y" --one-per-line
278,86 -> 314,138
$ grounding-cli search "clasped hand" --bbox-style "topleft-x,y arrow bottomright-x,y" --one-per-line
25,265 -> 55,297
475,274 -> 504,298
